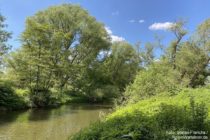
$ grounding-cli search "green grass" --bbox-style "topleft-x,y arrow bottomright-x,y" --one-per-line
70,87 -> 210,140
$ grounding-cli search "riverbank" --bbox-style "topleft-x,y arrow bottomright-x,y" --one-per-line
0,77 -> 118,111
0,87 -> 114,111
70,87 -> 210,139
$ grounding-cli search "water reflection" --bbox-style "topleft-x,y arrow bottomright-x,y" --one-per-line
0,111 -> 25,126
0,104 -> 111,140
28,109 -> 52,121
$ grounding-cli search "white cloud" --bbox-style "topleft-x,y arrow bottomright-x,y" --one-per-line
149,22 -> 175,30
111,11 -> 119,16
129,19 -> 135,23
110,35 -> 125,42
139,19 -> 145,23
105,26 -> 125,43
105,26 -> 112,35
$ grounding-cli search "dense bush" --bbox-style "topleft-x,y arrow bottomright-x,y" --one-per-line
124,61 -> 184,103
70,90 -> 210,140
29,88 -> 54,107
0,81 -> 26,110
156,101 -> 208,131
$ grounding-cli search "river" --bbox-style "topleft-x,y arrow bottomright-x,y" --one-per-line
0,104 -> 111,140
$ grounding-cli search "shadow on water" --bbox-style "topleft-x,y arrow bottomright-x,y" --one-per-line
27,108 -> 52,121
0,110 -> 26,126
28,105 -> 79,121
0,103 -> 112,124
67,103 -> 112,110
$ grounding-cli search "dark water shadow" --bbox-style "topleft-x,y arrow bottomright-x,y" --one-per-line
0,110 -> 26,126
27,108 -> 52,121
0,104 -> 112,124
67,103 -> 112,110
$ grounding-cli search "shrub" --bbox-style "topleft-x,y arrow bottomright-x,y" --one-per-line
124,62 -> 183,103
0,81 -> 26,110
15,88 -> 29,96
29,88 -> 52,107
189,97 -> 208,130
156,101 -> 208,131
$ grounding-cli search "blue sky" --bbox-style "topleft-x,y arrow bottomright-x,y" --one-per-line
0,0 -> 209,50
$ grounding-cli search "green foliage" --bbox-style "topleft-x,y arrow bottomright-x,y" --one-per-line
70,41 -> 140,102
0,13 -> 11,59
29,88 -> 51,107
4,4 -> 113,105
156,101 -> 208,131
103,42 -> 140,91
15,88 -> 30,96
189,97 -> 208,130
124,60 -> 183,103
140,42 -> 155,66
196,18 -> 210,50
175,42 -> 209,87
0,81 -> 26,110
71,88 -> 210,140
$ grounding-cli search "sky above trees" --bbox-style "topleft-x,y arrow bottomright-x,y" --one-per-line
0,0 -> 209,49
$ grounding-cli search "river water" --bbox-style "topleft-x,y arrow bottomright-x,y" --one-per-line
0,104 -> 111,140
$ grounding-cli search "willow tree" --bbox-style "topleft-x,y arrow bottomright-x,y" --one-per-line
6,4 -> 110,105
76,41 -> 140,102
